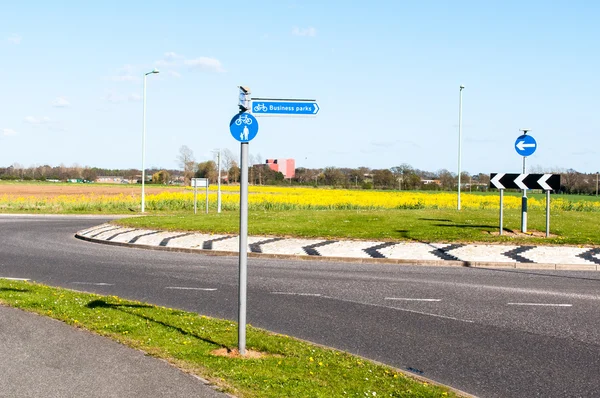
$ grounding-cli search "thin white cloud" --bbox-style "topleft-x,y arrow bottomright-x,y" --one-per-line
24,116 -> 52,126
103,91 -> 142,103
52,96 -> 70,108
6,34 -> 22,44
292,26 -> 317,37
2,128 -> 18,136
107,75 -> 139,82
128,93 -> 142,102
168,70 -> 182,78
184,57 -> 225,73
156,52 -> 184,67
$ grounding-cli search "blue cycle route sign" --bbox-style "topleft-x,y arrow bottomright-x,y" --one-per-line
514,134 -> 537,157
230,113 -> 259,142
251,99 -> 319,117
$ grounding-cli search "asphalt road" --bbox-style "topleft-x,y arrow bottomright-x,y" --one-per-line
2,215 -> 600,397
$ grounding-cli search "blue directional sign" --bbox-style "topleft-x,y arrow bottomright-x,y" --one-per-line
229,113 -> 259,142
251,99 -> 319,117
514,134 -> 537,157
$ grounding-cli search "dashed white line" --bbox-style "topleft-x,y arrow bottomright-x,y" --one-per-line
71,282 -> 115,286
165,287 -> 217,291
271,292 -> 322,297
507,303 -> 572,307
0,277 -> 30,281
385,298 -> 441,302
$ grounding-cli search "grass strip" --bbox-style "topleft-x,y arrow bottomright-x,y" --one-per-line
0,279 -> 456,398
114,208 -> 600,246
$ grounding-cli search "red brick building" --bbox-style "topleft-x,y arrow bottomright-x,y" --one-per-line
265,158 -> 295,179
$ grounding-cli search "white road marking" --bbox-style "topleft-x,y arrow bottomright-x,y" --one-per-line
165,287 -> 217,291
271,292 -> 322,297
385,298 -> 441,302
318,295 -> 473,323
0,277 -> 30,281
71,282 -> 115,286
507,303 -> 572,307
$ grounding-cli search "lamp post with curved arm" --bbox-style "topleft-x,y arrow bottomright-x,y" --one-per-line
141,69 -> 159,212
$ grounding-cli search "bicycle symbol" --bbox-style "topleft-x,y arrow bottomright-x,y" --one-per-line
235,114 -> 253,126
253,103 -> 267,112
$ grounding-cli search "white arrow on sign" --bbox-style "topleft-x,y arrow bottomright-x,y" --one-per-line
515,174 -> 528,190
313,103 -> 319,114
490,173 -> 505,189
537,174 -> 553,190
516,140 -> 536,151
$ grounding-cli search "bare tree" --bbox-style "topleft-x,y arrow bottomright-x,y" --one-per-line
177,145 -> 196,185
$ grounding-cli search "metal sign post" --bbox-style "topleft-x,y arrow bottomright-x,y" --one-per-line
191,178 -> 208,215
499,189 -> 504,235
194,182 -> 197,214
230,89 -> 259,356
515,130 -> 536,233
238,142 -> 249,355
205,181 -> 209,214
546,190 -> 551,238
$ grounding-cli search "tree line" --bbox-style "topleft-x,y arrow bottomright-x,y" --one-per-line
1,147 -> 598,195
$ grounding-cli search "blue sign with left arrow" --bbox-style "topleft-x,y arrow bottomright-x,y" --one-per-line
229,113 -> 258,142
251,100 -> 319,117
514,134 -> 537,157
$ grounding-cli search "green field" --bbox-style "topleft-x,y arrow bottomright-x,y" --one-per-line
116,207 -> 600,246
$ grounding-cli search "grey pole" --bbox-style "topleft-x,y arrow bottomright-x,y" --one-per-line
238,142 -> 249,355
546,190 -> 550,238
141,74 -> 147,213
596,172 -> 598,197
193,182 -> 197,215
205,182 -> 209,214
141,69 -> 159,213
217,150 -> 222,213
458,85 -> 464,210
499,189 -> 504,236
521,156 -> 527,233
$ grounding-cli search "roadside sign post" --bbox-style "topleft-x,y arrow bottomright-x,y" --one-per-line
230,88 -> 259,356
191,178 -> 208,215
515,130 -> 537,233
232,87 -> 318,356
490,173 -> 560,237
546,190 -> 551,238
499,189 -> 504,235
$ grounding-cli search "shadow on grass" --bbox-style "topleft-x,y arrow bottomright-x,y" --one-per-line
0,287 -> 29,293
433,223 -> 497,229
86,299 -> 230,350
418,218 -> 453,222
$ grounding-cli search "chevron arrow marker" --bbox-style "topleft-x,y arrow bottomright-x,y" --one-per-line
515,174 -> 528,190
490,173 -> 505,189
538,174 -> 552,190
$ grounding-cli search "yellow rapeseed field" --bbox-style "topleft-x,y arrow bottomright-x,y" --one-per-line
1,185 -> 599,213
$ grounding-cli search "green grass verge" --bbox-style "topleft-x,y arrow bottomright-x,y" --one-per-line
0,279 -> 455,398
115,208 -> 600,245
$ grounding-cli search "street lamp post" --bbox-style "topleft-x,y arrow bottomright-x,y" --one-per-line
213,149 -> 222,213
458,85 -> 465,210
141,69 -> 159,213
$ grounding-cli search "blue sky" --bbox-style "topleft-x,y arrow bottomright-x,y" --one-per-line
1,1 -> 599,174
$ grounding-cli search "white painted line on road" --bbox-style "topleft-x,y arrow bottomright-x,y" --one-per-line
507,303 -> 572,307
271,292 -> 322,297
165,287 -> 217,291
385,298 -> 441,302
323,296 -> 474,323
71,282 -> 115,286
0,277 -> 30,281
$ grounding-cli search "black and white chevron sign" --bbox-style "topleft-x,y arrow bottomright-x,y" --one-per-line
489,173 -> 560,190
